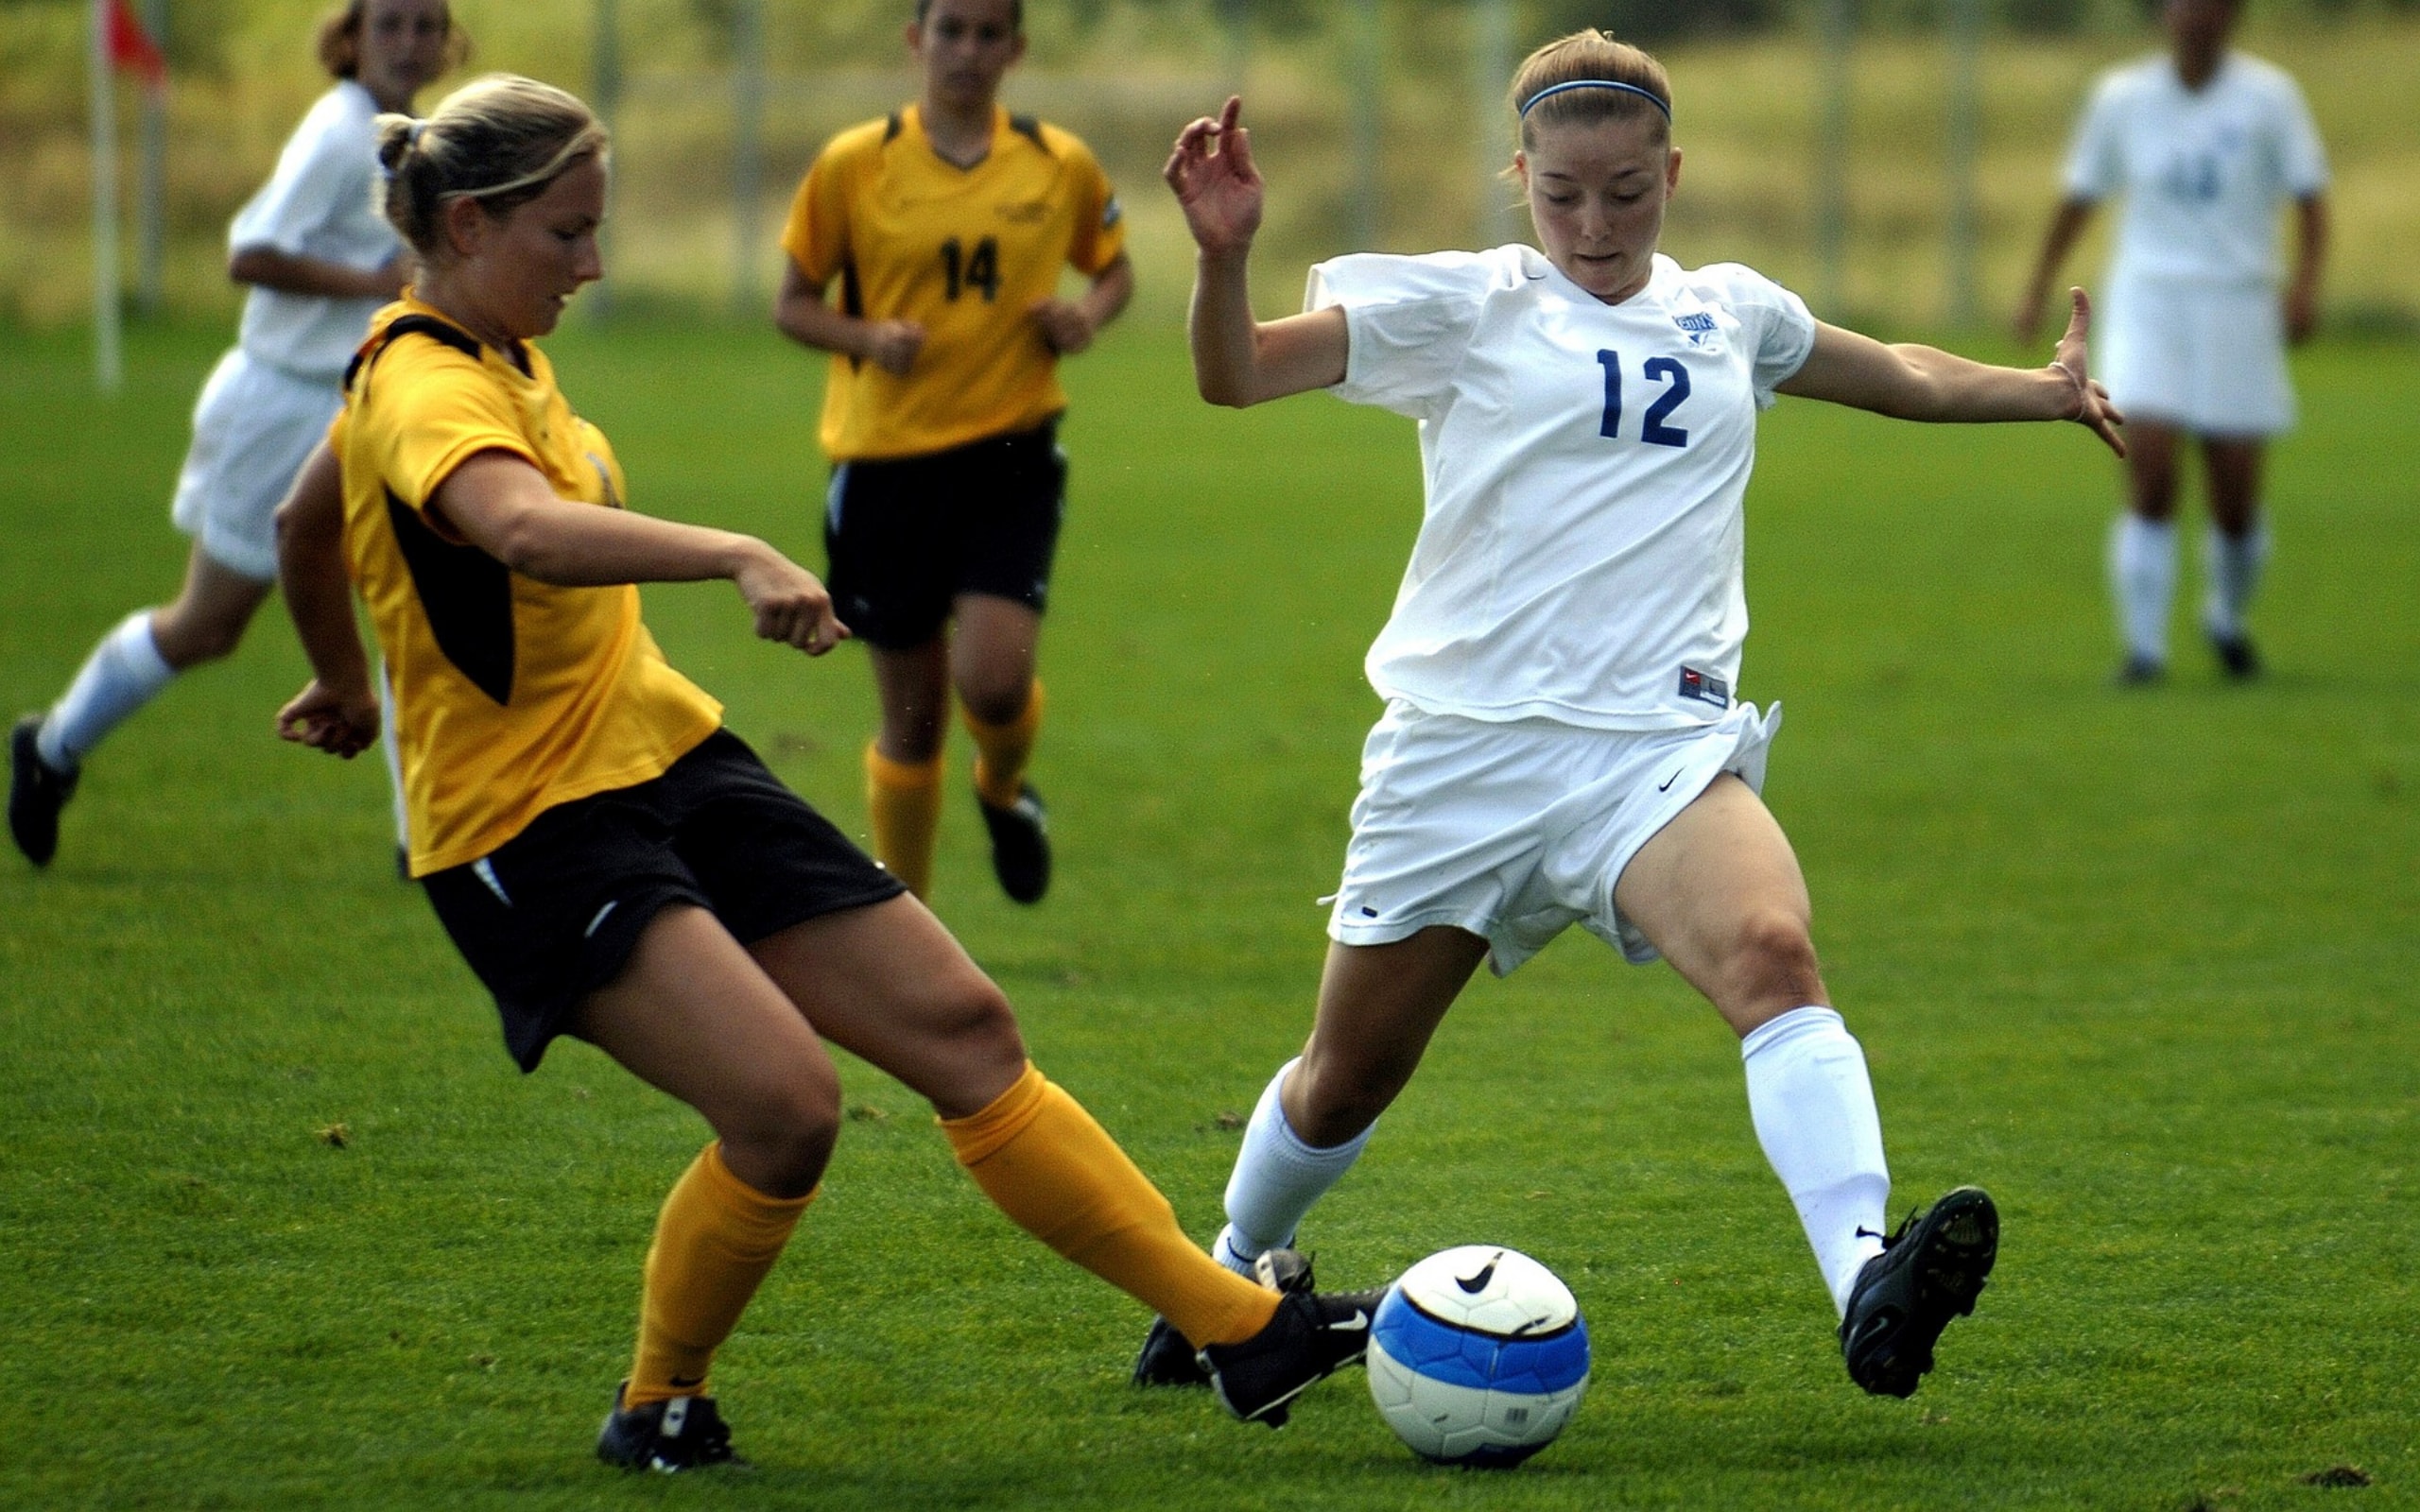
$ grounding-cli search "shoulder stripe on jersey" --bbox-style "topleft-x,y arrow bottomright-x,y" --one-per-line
883,111 -> 903,145
344,314 -> 483,393
385,487 -> 515,705
1009,113 -> 1050,155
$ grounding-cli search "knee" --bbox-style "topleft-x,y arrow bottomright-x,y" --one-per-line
945,981 -> 1028,1076
957,675 -> 1030,730
719,1073 -> 842,1198
1724,910 -> 1824,1005
151,610 -> 248,669
1289,1048 -> 1401,1149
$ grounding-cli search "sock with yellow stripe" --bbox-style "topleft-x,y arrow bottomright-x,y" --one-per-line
865,742 -> 943,899
942,1063 -> 1281,1349
625,1143 -> 814,1407
964,681 -> 1044,810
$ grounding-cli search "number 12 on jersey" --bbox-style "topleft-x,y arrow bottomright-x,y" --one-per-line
1596,350 -> 1691,448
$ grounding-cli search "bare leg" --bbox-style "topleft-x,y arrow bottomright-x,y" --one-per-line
1283,928 -> 1491,1147
1612,774 -> 1828,1040
574,904 -> 843,1195
2202,437 -> 2264,537
2111,421 -> 2184,671
949,593 -> 1043,727
1616,774 -> 1891,1315
149,543 -> 273,670
869,636 -> 952,765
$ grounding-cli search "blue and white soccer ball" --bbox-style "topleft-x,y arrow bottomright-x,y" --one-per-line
1366,1245 -> 1591,1469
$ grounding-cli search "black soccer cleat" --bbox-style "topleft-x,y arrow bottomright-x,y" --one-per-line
2208,628 -> 2261,680
596,1384 -> 745,1473
977,783 -> 1051,904
1133,1248 -> 1317,1389
1840,1185 -> 1999,1400
9,713 -> 78,868
1200,1264 -> 1387,1428
2112,653 -> 2167,687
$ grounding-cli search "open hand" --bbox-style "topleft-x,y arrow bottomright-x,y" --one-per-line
2049,287 -> 2126,457
277,679 -> 381,759
1163,96 -> 1263,258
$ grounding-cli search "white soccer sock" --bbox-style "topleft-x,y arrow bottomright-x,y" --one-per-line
1213,1057 -> 1374,1277
2202,519 -> 2271,640
1742,1005 -> 1891,1317
2108,514 -> 2178,663
39,610 -> 175,770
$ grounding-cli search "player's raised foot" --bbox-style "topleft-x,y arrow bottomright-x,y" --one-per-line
1134,1247 -> 1318,1388
1840,1185 -> 1999,1400
1200,1267 -> 1387,1427
2207,627 -> 2261,680
596,1384 -> 747,1473
9,713 -> 78,868
2112,653 -> 2167,687
977,783 -> 1051,904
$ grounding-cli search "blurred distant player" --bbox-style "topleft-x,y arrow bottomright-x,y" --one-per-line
8,0 -> 460,868
2017,0 -> 2328,682
773,0 -> 1132,904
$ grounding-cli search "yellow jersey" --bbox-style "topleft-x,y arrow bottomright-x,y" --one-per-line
781,104 -> 1127,461
334,299 -> 724,877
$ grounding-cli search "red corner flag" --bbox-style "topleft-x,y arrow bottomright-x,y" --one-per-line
105,0 -> 166,89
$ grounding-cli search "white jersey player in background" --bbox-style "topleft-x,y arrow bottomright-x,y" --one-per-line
1134,29 -> 2123,1401
8,0 -> 458,869
2017,0 -> 2327,682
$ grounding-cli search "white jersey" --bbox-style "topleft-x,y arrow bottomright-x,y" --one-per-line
228,80 -> 399,380
1307,247 -> 1816,731
2062,52 -> 2327,288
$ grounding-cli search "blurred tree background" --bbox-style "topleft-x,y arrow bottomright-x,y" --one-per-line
3,0 -> 2414,330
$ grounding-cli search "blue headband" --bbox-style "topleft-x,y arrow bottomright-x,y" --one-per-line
1518,78 -> 1672,121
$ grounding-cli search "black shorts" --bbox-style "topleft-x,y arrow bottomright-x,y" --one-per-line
823,421 -> 1067,649
420,730 -> 905,1072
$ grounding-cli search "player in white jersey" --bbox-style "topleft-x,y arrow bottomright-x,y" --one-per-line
1130,30 -> 2124,1402
9,0 -> 459,868
2016,0 -> 2328,682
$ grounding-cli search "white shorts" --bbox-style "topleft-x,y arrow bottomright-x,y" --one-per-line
168,348 -> 343,582
1327,699 -> 1782,974
2100,277 -> 2295,438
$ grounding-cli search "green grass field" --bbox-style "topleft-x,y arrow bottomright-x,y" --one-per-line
4,318 -> 2416,1510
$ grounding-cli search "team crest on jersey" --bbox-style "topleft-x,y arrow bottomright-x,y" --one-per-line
1674,312 -> 1719,346
1676,666 -> 1730,708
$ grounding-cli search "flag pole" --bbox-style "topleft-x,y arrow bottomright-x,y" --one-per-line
90,0 -> 123,392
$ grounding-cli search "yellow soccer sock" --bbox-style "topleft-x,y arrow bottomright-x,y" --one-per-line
942,1063 -> 1282,1349
964,682 -> 1044,811
625,1143 -> 814,1407
865,742 -> 944,899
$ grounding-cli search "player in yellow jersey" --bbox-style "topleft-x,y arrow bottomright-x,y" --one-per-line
774,0 -> 1132,905
272,75 -> 1373,1469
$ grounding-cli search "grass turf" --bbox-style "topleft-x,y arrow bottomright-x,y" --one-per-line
2,318 -> 2414,1510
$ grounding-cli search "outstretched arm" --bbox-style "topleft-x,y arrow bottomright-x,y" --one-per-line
2013,197 -> 2096,344
274,440 -> 381,758
430,453 -> 851,654
1164,96 -> 1348,408
1778,287 -> 2126,457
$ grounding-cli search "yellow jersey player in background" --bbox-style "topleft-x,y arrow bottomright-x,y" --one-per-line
774,0 -> 1132,905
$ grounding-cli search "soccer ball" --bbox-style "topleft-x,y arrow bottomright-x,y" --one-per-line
1366,1245 -> 1590,1469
